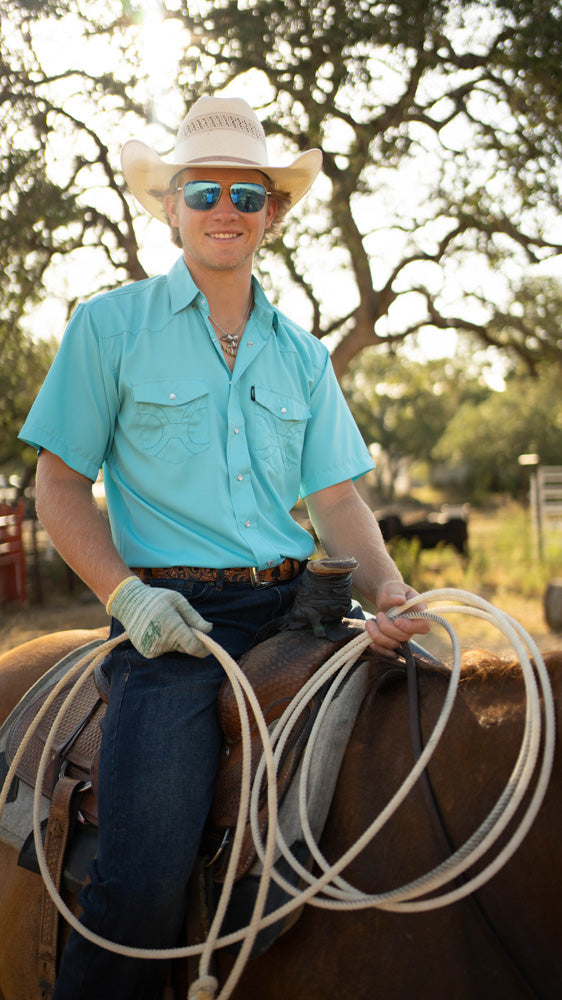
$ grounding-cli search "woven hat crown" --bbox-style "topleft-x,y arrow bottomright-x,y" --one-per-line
172,98 -> 269,167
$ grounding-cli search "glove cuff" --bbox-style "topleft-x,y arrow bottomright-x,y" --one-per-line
106,575 -> 140,615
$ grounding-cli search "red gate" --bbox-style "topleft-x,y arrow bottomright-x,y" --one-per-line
0,500 -> 26,604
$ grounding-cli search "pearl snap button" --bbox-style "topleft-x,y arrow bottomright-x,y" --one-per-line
281,407 -> 287,413
169,393 -> 176,400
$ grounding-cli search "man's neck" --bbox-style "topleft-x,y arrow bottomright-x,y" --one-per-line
184,258 -> 254,329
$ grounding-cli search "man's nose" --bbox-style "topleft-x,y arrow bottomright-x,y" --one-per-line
214,187 -> 238,213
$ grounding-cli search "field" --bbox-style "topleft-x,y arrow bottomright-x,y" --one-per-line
0,499 -> 560,658
381,499 -> 561,659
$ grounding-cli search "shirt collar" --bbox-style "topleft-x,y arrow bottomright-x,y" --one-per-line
166,257 -> 278,335
166,256 -> 200,314
250,276 -> 278,336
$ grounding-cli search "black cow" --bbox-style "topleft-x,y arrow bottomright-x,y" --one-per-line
377,510 -> 469,556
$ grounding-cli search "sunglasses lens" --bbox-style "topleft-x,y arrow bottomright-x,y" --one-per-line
230,183 -> 267,213
182,182 -> 221,211
181,181 -> 268,213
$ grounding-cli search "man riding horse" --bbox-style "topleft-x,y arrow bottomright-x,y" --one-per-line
19,94 -> 430,1000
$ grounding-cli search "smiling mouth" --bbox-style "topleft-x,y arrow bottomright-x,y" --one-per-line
209,232 -> 239,240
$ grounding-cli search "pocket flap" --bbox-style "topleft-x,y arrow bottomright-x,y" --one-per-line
253,386 -> 310,421
132,380 -> 207,407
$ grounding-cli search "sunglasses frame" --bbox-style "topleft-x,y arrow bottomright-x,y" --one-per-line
177,180 -> 272,213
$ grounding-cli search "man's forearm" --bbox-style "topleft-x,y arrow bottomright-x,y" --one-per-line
306,479 -> 431,651
35,451 -> 130,606
306,481 -> 403,607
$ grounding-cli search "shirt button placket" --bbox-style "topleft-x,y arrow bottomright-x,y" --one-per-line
226,393 -> 257,552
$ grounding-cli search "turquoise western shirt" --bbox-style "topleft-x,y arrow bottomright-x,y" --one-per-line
20,257 -> 374,569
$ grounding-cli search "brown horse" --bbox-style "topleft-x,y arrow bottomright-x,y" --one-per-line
0,630 -> 561,1000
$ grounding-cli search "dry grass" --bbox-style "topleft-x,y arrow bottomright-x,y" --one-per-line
0,595 -> 108,654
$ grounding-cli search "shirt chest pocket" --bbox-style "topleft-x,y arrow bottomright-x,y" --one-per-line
251,386 -> 311,472
130,380 -> 210,464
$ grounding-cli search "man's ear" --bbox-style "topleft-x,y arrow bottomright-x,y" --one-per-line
264,197 -> 278,230
164,192 -> 180,227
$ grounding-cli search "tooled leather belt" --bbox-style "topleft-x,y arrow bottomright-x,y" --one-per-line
131,556 -> 306,588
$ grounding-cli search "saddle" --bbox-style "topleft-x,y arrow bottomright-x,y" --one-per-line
5,662 -> 104,824
2,558 -> 364,994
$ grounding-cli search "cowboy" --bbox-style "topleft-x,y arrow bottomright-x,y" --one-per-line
19,96 -> 430,999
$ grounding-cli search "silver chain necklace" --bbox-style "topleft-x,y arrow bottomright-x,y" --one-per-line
208,297 -> 253,357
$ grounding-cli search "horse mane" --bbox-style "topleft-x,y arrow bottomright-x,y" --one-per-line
419,647 -> 562,689
366,647 -> 560,694
363,649 -> 518,691
459,649 -> 527,686
411,648 -> 524,685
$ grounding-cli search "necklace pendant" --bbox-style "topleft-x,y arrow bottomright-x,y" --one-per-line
208,297 -> 252,360
221,333 -> 239,357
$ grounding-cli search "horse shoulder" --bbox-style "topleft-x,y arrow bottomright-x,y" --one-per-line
0,627 -> 109,725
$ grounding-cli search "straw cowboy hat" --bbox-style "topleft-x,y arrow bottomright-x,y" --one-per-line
121,95 -> 323,224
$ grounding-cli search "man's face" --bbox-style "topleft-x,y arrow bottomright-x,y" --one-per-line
164,167 -> 278,278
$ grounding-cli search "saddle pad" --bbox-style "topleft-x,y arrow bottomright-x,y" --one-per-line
0,640 -> 106,852
4,643 -> 106,795
5,672 -> 104,796
255,659 -> 370,867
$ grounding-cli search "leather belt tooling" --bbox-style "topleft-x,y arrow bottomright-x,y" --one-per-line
132,556 -> 306,588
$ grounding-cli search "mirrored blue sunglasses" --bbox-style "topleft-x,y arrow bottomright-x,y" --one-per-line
177,180 -> 271,213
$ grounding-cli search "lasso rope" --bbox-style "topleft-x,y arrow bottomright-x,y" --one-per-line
0,589 -> 555,1000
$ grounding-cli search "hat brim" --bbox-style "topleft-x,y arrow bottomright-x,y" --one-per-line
121,140 -> 322,224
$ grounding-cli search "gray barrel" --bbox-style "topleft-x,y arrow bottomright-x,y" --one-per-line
544,579 -> 562,631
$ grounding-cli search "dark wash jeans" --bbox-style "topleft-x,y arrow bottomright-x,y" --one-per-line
52,572 -> 302,1000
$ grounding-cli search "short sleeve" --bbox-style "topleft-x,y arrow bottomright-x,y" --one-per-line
19,302 -> 120,481
299,352 -> 374,497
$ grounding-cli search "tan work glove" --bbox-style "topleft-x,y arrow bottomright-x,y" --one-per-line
107,576 -> 212,658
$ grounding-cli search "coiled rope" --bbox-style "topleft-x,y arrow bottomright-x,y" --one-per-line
0,588 -> 555,1000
